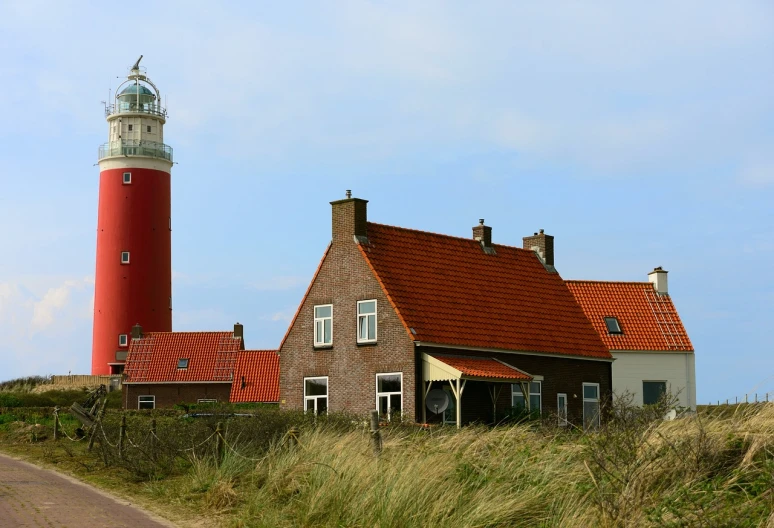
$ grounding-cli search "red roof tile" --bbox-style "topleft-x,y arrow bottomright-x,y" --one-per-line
124,331 -> 242,383
230,350 -> 280,403
565,281 -> 693,352
432,355 -> 532,380
359,223 -> 612,359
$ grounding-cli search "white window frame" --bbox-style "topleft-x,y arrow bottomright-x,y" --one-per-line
376,372 -> 403,421
118,334 -> 128,347
313,304 -> 333,346
303,376 -> 329,415
357,300 -> 377,343
122,172 -> 132,184
138,395 -> 155,410
557,393 -> 568,427
121,251 -> 130,264
583,382 -> 601,430
511,381 -> 542,413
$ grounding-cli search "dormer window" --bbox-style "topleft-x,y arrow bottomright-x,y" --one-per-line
604,317 -> 623,334
177,358 -> 189,369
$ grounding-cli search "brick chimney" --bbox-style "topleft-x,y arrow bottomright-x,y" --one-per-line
330,190 -> 368,245
131,323 -> 143,339
522,229 -> 554,266
648,267 -> 668,296
234,322 -> 245,348
472,219 -> 492,247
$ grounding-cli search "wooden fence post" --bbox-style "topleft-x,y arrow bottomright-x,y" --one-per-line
118,415 -> 127,460
87,399 -> 108,452
53,407 -> 60,441
215,422 -> 224,465
370,410 -> 382,457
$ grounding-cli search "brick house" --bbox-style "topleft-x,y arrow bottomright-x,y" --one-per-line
122,323 -> 279,409
566,271 -> 696,409
279,192 -> 613,428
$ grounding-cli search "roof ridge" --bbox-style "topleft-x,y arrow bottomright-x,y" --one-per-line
143,330 -> 236,336
367,222 -> 531,252
566,280 -> 653,286
240,349 -> 278,354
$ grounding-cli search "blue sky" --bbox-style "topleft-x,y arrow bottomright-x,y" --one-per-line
0,1 -> 772,403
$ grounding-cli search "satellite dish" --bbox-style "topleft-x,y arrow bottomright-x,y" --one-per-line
426,389 -> 450,413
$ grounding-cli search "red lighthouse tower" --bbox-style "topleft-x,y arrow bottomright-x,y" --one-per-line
92,56 -> 173,375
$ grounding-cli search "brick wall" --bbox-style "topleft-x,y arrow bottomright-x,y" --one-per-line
279,197 -> 417,420
123,383 -> 232,409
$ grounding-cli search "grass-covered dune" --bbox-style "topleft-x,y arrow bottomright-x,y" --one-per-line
0,402 -> 772,527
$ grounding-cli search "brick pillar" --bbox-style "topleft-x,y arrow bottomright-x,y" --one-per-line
522,229 -> 554,266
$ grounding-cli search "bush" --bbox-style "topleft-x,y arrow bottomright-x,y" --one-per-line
0,393 -> 22,407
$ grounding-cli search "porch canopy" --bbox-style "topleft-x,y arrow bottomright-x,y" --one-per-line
422,353 -> 533,427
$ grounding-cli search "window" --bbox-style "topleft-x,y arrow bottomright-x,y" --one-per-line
128,124 -> 133,131
643,381 -> 667,405
314,304 -> 332,346
583,383 -> 601,430
557,393 -> 568,426
121,251 -> 130,264
146,125 -> 152,132
376,373 -> 402,420
138,395 -> 155,410
122,172 -> 132,184
304,377 -> 328,415
512,381 -> 542,413
177,358 -> 189,369
357,300 -> 377,342
604,317 -> 622,334
118,334 -> 128,347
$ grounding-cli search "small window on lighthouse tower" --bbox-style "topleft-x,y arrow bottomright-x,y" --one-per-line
118,334 -> 128,347
123,172 -> 132,184
121,251 -> 130,264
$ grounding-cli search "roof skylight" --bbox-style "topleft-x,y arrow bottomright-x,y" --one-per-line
604,317 -> 623,335
177,358 -> 189,369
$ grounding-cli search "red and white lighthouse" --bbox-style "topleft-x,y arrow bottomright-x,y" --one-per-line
92,56 -> 173,375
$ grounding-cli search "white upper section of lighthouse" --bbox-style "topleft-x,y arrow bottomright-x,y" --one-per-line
98,56 -> 173,172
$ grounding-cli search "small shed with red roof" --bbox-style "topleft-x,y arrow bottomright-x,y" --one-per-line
279,192 -> 613,428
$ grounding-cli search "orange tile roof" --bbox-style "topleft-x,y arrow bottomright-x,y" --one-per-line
230,350 -> 280,403
565,281 -> 693,352
359,223 -> 612,359
124,331 -> 242,383
432,355 -> 532,380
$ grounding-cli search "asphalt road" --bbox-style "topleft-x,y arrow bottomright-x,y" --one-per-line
0,453 -> 175,527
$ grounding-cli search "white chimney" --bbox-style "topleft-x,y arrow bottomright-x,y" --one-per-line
648,267 -> 668,296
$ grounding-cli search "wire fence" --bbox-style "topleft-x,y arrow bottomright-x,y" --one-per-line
703,392 -> 772,407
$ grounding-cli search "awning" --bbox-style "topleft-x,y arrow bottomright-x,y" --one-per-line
423,354 -> 533,383
422,354 -> 534,427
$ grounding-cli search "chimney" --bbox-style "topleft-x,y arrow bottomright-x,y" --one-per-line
131,323 -> 143,339
330,190 -> 368,245
522,229 -> 554,266
234,322 -> 246,348
472,219 -> 492,247
648,267 -> 668,296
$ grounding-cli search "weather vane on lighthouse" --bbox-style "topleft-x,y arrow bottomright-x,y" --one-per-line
91,57 -> 174,375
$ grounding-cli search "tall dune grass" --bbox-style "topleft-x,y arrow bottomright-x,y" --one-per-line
156,404 -> 773,527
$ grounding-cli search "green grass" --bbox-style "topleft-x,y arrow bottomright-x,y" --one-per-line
1,404 -> 773,527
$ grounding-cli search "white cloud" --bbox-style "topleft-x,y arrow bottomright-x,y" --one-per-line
738,159 -> 774,188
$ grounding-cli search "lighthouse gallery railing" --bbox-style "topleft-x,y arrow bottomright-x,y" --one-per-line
98,140 -> 173,162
